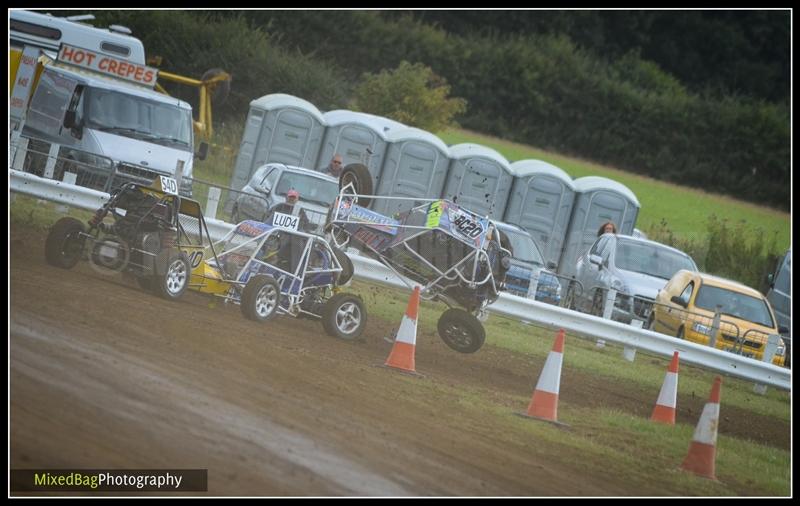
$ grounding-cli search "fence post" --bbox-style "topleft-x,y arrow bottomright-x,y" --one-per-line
526,269 -> 541,300
623,319 -> 641,361
205,187 -> 222,220
174,159 -> 185,191
43,143 -> 60,179
596,288 -> 617,348
55,172 -> 78,214
709,305 -> 722,348
753,333 -> 782,395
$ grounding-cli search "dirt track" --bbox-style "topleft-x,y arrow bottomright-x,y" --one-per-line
9,228 -> 790,496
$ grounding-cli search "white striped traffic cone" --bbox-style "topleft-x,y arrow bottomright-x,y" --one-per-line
518,329 -> 567,426
383,286 -> 420,374
681,376 -> 722,480
651,351 -> 680,424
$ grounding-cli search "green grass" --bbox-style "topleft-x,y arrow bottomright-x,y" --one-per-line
437,128 -> 790,250
349,281 -> 790,422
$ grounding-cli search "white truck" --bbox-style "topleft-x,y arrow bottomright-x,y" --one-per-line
10,10 -> 206,196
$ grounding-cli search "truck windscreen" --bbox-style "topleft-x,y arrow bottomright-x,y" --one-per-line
84,87 -> 192,150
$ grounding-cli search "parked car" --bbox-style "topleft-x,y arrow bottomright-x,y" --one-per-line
650,270 -> 787,367
231,163 -> 339,234
493,221 -> 561,305
569,234 -> 698,323
766,249 -> 791,366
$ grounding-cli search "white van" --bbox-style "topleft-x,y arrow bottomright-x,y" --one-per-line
20,45 -> 205,196
10,9 -> 146,64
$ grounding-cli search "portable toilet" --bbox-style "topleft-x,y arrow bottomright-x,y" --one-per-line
230,94 -> 326,193
371,127 -> 451,216
505,159 -> 577,269
557,176 -> 640,279
317,110 -> 405,181
443,143 -> 513,220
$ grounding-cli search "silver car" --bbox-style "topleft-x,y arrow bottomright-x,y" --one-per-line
569,234 -> 698,323
231,163 -> 339,234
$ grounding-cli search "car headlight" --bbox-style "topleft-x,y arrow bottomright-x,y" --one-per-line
692,322 -> 712,335
776,339 -> 786,357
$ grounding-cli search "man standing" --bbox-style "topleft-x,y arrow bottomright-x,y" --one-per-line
321,153 -> 344,178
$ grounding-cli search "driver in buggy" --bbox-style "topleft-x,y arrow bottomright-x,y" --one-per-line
264,189 -> 312,233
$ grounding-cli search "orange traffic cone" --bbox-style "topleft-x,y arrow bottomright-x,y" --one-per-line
681,376 -> 722,480
383,286 -> 421,375
651,351 -> 680,424
517,329 -> 568,426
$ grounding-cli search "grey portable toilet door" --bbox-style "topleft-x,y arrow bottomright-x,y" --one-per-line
451,157 -> 503,218
577,190 -> 631,261
257,108 -> 318,167
230,107 -> 266,191
332,125 -> 382,178
377,141 -> 444,217
519,176 -> 569,266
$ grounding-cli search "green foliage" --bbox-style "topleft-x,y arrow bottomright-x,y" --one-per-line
352,61 -> 467,132
644,215 -> 781,289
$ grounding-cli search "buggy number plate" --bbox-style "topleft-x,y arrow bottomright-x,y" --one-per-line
452,213 -> 483,239
159,176 -> 178,195
273,212 -> 300,231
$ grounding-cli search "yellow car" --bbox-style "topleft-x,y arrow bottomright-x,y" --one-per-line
649,270 -> 787,367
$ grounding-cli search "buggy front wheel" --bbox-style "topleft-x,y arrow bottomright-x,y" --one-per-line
322,293 -> 366,341
241,275 -> 280,322
153,251 -> 190,300
44,217 -> 85,269
437,308 -> 486,354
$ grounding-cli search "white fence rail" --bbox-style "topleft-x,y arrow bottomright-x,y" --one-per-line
10,169 -> 790,390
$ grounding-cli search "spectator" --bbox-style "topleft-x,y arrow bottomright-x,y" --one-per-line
597,221 -> 617,237
321,154 -> 344,178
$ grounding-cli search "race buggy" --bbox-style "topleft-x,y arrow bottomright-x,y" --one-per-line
45,177 -> 365,340
189,212 -> 366,341
45,176 -> 210,300
325,189 -> 512,353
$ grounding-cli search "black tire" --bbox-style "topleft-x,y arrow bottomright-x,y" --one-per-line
153,251 -> 190,300
241,274 -> 280,322
321,293 -> 367,341
332,246 -> 354,285
201,68 -> 231,105
44,217 -> 85,269
339,163 -> 373,207
437,308 -> 486,354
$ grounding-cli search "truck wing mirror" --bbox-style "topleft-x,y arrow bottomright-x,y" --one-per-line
63,110 -> 81,130
196,141 -> 209,161
670,295 -> 688,308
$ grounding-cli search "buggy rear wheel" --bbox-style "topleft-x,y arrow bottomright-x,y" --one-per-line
322,293 -> 366,341
241,274 -> 280,322
45,217 -> 85,269
437,308 -> 486,354
339,163 -> 373,207
153,251 -> 190,300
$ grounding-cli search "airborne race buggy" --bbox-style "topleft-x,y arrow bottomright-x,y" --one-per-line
325,188 -> 511,353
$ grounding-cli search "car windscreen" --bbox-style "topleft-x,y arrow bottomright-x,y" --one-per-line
694,285 -> 775,328
84,87 -> 193,150
614,240 -> 696,280
274,172 -> 339,206
502,228 -> 544,265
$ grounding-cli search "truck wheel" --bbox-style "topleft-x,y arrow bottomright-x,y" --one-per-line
153,251 -> 190,300
331,246 -> 354,285
437,308 -> 486,354
339,163 -> 373,207
322,293 -> 366,341
44,217 -> 85,269
241,274 -> 280,321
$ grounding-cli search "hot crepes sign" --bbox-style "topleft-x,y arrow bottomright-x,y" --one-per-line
57,44 -> 158,87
